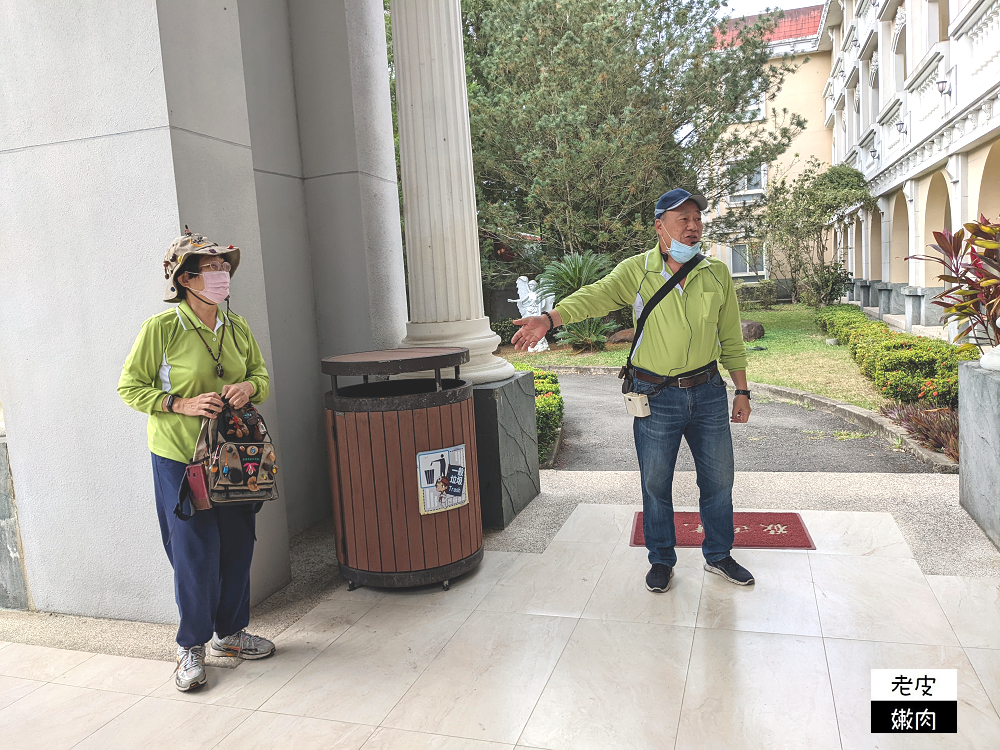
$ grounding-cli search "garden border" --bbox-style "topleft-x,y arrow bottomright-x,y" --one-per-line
539,427 -> 563,470
539,365 -> 957,474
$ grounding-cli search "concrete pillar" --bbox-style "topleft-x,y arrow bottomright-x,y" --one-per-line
859,279 -> 872,307
0,0 -> 291,621
878,196 -> 893,282
877,283 -> 893,317
390,0 -> 514,384
904,287 -> 924,332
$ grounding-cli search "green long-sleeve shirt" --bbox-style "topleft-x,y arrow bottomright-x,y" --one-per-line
554,246 -> 748,377
118,300 -> 270,463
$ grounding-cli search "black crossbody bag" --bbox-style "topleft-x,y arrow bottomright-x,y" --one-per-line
618,253 -> 705,395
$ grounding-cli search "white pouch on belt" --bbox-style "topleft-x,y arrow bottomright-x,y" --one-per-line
623,392 -> 651,417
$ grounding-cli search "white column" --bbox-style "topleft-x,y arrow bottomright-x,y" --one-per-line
861,211 -> 871,279
391,0 -> 514,384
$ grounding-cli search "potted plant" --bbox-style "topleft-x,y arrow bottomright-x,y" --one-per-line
910,216 -> 1000,366
911,216 -> 999,549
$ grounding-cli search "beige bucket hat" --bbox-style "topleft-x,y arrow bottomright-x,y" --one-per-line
162,228 -> 241,303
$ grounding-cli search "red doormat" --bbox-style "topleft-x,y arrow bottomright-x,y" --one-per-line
630,511 -> 815,549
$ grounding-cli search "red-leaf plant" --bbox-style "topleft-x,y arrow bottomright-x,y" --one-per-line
908,215 -> 1000,353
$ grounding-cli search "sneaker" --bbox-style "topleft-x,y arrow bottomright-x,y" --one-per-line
645,563 -> 673,593
175,645 -> 206,691
704,556 -> 755,586
209,629 -> 275,660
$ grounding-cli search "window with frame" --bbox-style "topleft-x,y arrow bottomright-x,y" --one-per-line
731,243 -> 764,276
729,163 -> 765,202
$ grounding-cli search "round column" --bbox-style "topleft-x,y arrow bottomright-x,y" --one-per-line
390,0 -> 514,384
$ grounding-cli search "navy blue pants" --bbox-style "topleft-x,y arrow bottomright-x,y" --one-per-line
151,454 -> 255,648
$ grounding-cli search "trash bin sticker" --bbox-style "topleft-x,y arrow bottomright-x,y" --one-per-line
416,444 -> 468,514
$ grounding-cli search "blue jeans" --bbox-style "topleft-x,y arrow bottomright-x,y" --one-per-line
632,368 -> 735,567
152,454 -> 256,648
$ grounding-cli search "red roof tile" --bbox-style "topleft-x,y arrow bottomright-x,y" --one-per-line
717,5 -> 824,47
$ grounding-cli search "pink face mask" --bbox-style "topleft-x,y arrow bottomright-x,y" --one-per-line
196,271 -> 231,304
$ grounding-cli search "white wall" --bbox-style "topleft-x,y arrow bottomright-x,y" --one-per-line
0,0 -> 291,622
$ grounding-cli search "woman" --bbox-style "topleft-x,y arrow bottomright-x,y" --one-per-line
118,230 -> 275,692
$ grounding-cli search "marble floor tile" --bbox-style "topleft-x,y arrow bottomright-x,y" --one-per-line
927,575 -> 1000,649
697,549 -> 822,637
0,674 -> 44,710
0,640 -> 9,650
825,637 -> 1000,749
0,642 -> 95,681
213,712 -> 374,750
519,619 -> 693,750
966,648 -> 1000,719
74,696 -> 250,750
53,653 -> 176,695
675,629 -> 841,750
259,602 -> 471,725
0,682 -> 140,750
361,727 -> 515,749
374,551 -> 521,610
382,610 -> 577,745
581,543 -> 703,627
151,595 -> 379,709
476,542 -> 614,618
797,510 -> 913,558
552,504 -> 637,544
810,554 -> 960,646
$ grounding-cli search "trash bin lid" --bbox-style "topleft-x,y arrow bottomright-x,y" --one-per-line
321,347 -> 469,376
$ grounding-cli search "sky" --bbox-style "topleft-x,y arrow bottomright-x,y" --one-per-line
722,0 -> 822,19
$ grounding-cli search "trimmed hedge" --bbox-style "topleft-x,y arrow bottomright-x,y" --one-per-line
815,304 -> 978,406
514,365 -> 564,459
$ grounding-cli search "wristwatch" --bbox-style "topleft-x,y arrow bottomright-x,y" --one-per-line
165,394 -> 177,412
734,389 -> 751,400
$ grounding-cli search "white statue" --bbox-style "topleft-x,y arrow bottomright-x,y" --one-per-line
510,276 -> 556,353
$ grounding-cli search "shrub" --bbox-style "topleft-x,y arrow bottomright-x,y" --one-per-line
881,403 -> 959,461
556,319 -> 618,351
535,392 -> 564,458
536,250 -> 611,303
514,365 -> 564,459
491,318 -> 517,345
804,261 -> 853,307
817,304 -> 978,407
734,279 -> 759,312
755,279 -> 778,310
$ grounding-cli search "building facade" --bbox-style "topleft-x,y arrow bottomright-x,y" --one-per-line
822,0 -> 1000,331
707,6 -> 834,286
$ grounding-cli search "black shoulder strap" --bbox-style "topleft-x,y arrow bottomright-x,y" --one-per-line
625,253 -> 705,370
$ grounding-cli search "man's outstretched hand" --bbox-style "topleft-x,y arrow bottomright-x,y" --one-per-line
511,311 -> 562,351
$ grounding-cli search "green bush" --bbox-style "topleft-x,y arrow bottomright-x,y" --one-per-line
513,365 -> 564,458
816,304 -> 978,407
804,261 -> 853,307
491,318 -> 517,345
734,279 -> 759,312
555,319 -> 617,351
535,392 -> 564,458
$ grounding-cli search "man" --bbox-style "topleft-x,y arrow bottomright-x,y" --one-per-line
512,189 -> 754,592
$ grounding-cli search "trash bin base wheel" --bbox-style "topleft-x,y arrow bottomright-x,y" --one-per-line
339,546 -> 483,589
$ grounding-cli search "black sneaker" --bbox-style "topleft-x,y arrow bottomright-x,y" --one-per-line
645,563 -> 673,593
704,556 -> 755,585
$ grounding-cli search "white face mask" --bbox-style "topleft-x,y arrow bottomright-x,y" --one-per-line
191,271 -> 230,305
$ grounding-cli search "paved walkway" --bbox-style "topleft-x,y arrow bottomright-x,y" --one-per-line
555,373 -> 928,472
2,503 -> 999,749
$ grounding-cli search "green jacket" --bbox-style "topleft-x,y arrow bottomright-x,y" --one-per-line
554,246 -> 748,376
118,300 -> 270,463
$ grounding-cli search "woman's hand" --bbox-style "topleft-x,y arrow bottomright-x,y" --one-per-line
512,312 -> 561,351
174,392 -> 225,418
222,381 -> 255,409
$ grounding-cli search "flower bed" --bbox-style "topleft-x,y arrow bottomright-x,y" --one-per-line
514,365 -> 564,461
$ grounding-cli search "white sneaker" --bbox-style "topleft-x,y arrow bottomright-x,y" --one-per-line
175,645 -> 206,691
209,629 -> 275,660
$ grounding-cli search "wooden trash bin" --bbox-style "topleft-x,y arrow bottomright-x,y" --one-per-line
322,347 -> 483,589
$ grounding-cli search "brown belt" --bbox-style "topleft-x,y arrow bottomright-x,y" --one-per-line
633,363 -> 718,389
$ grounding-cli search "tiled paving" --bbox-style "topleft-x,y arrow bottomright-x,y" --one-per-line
2,505 -> 999,749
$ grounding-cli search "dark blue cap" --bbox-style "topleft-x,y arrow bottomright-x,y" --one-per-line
654,189 -> 708,219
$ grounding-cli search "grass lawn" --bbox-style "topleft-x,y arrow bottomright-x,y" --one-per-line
499,303 -> 887,411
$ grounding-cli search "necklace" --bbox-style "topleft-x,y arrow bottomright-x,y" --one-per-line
179,307 -> 227,378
